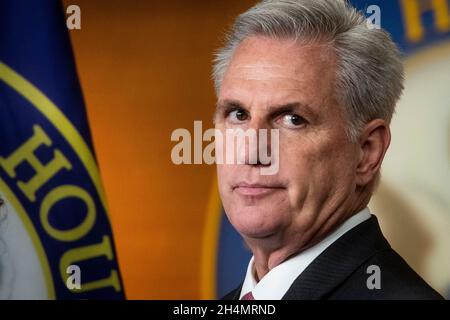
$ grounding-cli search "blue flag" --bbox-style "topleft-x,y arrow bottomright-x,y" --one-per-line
0,1 -> 125,299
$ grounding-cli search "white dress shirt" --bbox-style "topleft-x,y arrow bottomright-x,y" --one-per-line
239,208 -> 372,300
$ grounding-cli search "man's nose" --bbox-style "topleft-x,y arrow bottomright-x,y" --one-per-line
240,118 -> 272,167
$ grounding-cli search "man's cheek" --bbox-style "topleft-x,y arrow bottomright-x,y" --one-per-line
216,165 -> 229,193
279,145 -> 314,175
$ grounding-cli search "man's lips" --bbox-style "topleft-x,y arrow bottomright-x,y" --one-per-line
233,183 -> 285,196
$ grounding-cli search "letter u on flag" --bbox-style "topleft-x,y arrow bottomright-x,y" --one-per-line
0,1 -> 125,299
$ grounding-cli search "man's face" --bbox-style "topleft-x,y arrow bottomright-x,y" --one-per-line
215,36 -> 360,245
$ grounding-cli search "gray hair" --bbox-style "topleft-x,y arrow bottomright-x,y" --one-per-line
212,0 -> 404,141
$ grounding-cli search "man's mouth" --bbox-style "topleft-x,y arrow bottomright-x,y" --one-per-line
233,182 -> 285,196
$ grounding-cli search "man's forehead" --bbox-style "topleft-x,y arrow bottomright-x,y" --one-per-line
222,36 -> 336,90
218,37 -> 337,113
225,64 -> 298,81
228,36 -> 335,68
219,68 -> 332,115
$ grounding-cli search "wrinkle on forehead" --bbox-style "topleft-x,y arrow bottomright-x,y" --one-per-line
223,36 -> 336,83
228,65 -> 300,81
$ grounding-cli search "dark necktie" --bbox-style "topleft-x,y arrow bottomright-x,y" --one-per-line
241,291 -> 255,300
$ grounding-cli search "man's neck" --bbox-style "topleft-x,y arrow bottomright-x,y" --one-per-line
246,204 -> 368,281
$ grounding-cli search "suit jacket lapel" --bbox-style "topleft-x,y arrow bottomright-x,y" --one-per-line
221,283 -> 243,300
282,215 -> 391,300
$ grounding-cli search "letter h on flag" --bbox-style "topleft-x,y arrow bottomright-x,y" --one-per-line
0,1 -> 125,299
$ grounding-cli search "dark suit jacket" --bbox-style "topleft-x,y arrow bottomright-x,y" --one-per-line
222,215 -> 444,300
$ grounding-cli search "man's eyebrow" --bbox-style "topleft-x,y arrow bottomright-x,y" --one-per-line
214,99 -> 247,121
267,102 -> 301,114
266,102 -> 318,121
216,99 -> 246,111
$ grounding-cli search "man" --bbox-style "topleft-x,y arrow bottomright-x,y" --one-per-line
212,0 -> 443,299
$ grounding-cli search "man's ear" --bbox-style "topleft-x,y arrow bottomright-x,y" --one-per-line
356,119 -> 391,187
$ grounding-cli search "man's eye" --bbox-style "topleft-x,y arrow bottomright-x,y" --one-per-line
280,114 -> 307,128
228,109 -> 248,122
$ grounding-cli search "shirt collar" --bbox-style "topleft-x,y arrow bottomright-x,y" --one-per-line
240,208 -> 372,300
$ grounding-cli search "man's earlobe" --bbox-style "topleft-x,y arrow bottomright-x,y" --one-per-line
356,119 -> 391,186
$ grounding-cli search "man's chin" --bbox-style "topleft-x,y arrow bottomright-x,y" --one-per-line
227,207 -> 286,239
